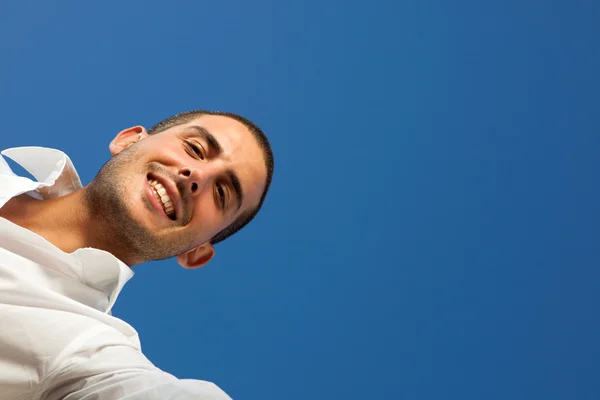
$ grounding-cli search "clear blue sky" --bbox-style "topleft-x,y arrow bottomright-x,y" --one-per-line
1,1 -> 599,399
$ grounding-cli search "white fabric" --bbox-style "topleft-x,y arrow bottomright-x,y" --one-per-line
0,147 -> 231,400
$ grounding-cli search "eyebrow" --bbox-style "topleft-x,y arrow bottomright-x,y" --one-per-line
188,125 -> 222,155
188,125 -> 243,212
227,170 -> 244,212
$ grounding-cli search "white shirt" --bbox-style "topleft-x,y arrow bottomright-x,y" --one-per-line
0,147 -> 232,400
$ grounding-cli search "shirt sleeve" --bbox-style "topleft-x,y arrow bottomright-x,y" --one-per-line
39,325 -> 232,400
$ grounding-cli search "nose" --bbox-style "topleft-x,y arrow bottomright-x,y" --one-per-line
179,165 -> 215,196
179,167 -> 200,194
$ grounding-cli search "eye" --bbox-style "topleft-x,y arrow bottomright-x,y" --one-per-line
185,141 -> 205,160
216,182 -> 226,208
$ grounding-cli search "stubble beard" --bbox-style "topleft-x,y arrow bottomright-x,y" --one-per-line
84,145 -> 190,264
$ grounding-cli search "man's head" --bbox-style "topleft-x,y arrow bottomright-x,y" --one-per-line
85,110 -> 274,268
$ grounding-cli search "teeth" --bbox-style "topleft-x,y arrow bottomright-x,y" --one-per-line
148,178 -> 175,218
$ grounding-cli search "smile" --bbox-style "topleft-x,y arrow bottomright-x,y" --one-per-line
148,178 -> 176,220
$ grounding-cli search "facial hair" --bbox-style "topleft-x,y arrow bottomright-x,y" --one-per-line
84,144 -> 197,264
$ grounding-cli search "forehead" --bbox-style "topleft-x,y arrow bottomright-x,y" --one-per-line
167,114 -> 267,211
185,114 -> 255,148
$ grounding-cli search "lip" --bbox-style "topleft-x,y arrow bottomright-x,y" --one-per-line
147,173 -> 181,221
145,180 -> 170,220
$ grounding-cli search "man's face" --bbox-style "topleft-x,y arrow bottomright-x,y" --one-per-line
86,114 -> 267,267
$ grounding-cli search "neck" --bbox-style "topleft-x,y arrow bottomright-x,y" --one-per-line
0,189 -> 136,266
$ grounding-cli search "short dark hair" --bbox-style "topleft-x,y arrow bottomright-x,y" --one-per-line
147,110 -> 274,245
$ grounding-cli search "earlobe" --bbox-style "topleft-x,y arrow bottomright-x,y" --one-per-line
109,126 -> 148,156
177,243 -> 215,269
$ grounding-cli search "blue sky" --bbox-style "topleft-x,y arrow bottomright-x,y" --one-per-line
1,1 -> 599,399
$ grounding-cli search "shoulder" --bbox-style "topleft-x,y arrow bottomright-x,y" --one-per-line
37,322 -> 231,399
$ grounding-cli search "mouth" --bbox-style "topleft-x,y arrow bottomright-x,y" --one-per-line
146,174 -> 179,221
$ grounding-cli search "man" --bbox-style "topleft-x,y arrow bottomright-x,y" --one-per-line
0,110 -> 274,399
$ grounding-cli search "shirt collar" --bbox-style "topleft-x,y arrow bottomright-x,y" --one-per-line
0,146 -> 134,312
1,146 -> 82,199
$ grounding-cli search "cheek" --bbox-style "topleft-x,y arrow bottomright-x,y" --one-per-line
188,196 -> 234,238
190,197 -> 221,230
127,176 -> 155,218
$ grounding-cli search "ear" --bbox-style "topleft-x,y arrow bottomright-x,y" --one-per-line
177,242 -> 215,269
109,126 -> 149,156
